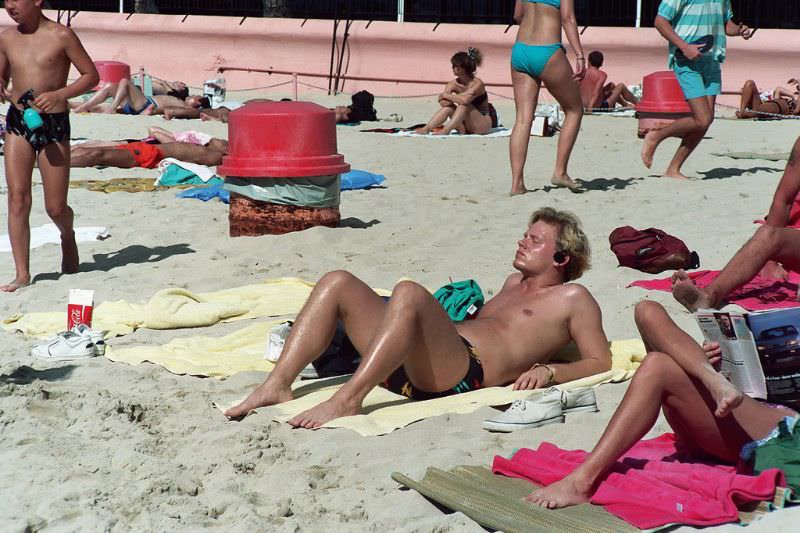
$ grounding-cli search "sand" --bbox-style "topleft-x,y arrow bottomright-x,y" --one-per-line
2,94 -> 799,531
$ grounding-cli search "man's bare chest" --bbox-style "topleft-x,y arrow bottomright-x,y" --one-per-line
7,35 -> 65,71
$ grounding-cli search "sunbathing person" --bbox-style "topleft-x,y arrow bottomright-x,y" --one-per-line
77,78 -> 209,118
672,134 -> 800,311
70,138 -> 227,169
579,51 -> 638,112
72,77 -> 189,114
415,48 -> 497,135
75,127 -> 216,149
736,79 -> 799,119
225,207 -> 612,427
526,300 -> 795,508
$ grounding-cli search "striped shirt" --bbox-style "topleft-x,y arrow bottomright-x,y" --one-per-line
657,0 -> 733,67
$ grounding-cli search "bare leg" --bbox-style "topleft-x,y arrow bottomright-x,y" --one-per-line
417,105 -> 455,134
147,126 -> 177,144
541,49 -> 584,190
224,271 -> 389,420
70,147 -> 137,168
607,83 -> 638,107
73,82 -> 118,113
737,80 -> 761,118
287,280 -> 473,429
673,226 -> 800,311
1,134 -> 35,292
641,95 -> 713,174
108,79 -> 146,114
526,301 -> 788,509
38,141 -> 78,274
509,68 -> 541,195
437,104 -> 491,135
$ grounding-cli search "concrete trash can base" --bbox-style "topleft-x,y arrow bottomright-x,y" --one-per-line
229,193 -> 340,236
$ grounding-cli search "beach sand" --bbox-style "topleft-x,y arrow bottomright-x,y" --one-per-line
1,95 -> 799,531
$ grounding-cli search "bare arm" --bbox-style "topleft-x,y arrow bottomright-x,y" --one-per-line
725,19 -> 753,38
438,80 -> 459,106
35,28 -> 99,112
765,135 -> 800,228
161,106 -> 203,120
439,79 -> 485,106
587,72 -> 607,109
0,42 -> 9,102
560,0 -> 585,80
653,15 -> 697,59
513,0 -> 524,24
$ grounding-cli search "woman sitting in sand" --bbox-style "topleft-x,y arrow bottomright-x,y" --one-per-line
415,48 -> 497,136
736,79 -> 799,119
509,0 -> 586,194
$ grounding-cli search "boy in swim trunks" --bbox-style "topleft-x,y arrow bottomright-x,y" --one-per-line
0,0 -> 99,292
225,207 -> 613,428
641,0 -> 752,179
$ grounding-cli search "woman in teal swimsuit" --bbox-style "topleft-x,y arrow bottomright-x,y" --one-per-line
416,48 -> 496,135
510,0 -> 586,193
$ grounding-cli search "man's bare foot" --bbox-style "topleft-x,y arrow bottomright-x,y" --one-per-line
224,382 -> 294,420
759,260 -> 788,281
61,232 -> 79,274
706,372 -> 744,418
550,175 -> 582,191
671,270 -> 714,312
287,396 -> 361,429
510,187 -> 527,196
662,169 -> 690,180
525,475 -> 593,509
415,126 -> 432,134
0,277 -> 31,293
641,130 -> 659,169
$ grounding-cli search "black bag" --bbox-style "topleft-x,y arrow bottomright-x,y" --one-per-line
311,323 -> 361,378
348,90 -> 378,122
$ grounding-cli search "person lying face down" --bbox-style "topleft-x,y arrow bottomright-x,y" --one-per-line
70,138 -> 228,169
225,207 -> 613,429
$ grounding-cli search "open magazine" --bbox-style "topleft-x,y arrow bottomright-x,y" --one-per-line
696,307 -> 800,408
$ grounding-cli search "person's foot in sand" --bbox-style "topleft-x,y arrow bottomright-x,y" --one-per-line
61,231 -> 79,274
0,277 -> 31,293
662,167 -> 690,180
640,130 -> 659,169
525,475 -> 594,509
550,174 -> 582,191
224,381 -> 294,420
287,395 -> 361,429
671,269 -> 715,312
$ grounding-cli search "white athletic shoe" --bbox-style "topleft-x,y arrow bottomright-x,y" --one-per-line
482,394 -> 565,432
559,387 -> 599,414
31,325 -> 105,361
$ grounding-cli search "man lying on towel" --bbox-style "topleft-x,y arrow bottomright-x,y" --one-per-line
525,300 -> 796,508
226,207 -> 612,428
672,134 -> 800,311
69,138 -> 228,169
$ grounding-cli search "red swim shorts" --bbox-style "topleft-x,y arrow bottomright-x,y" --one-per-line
115,141 -> 165,169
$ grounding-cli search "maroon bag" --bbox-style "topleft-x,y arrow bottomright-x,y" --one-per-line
609,226 -> 700,274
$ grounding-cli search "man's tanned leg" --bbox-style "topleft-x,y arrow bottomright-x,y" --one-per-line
287,280 -> 472,429
526,302 -> 787,509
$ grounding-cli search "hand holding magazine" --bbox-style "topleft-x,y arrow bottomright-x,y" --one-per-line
696,307 -> 800,409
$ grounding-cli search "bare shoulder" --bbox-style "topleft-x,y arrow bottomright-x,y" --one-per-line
559,283 -> 600,306
46,20 -> 78,41
0,26 -> 17,42
502,272 -> 523,287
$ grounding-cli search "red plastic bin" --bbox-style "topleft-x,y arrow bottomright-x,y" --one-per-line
635,71 -> 692,138
93,60 -> 131,88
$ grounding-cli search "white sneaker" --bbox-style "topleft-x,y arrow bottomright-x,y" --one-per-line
482,395 -> 564,432
560,387 -> 599,414
72,324 -> 106,356
31,326 -> 99,361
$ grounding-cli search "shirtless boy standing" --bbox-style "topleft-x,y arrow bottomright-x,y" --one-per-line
226,207 -> 612,428
0,0 -> 99,292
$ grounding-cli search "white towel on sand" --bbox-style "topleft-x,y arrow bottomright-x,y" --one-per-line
393,127 -> 511,138
0,223 -> 109,252
155,158 -> 217,184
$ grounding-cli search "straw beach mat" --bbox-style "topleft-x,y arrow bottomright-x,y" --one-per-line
392,465 -> 638,533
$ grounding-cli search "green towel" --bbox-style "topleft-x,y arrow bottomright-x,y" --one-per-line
433,279 -> 484,321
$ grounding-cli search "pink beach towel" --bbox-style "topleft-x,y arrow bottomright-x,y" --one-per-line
630,270 -> 800,311
491,434 -> 786,529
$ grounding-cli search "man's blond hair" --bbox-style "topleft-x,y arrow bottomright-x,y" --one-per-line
529,207 -> 591,281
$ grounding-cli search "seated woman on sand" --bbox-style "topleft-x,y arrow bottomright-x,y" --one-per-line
415,48 -> 497,135
525,300 -> 797,509
736,79 -> 799,119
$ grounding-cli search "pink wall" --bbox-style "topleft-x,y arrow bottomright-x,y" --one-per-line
1,11 -> 795,106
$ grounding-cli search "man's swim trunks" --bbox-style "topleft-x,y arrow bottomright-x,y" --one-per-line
382,336 -> 484,400
673,55 -> 722,99
511,42 -> 565,79
114,141 -> 165,169
121,96 -> 157,115
5,105 -> 70,152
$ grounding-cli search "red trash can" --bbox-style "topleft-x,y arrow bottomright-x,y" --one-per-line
217,101 -> 351,236
635,71 -> 692,138
93,60 -> 131,88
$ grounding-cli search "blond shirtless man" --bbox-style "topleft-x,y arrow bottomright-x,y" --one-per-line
225,207 -> 612,428
0,0 -> 99,292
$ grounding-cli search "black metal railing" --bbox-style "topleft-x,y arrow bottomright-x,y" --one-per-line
6,1 -> 797,29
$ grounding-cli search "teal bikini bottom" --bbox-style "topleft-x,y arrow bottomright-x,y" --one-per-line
511,42 -> 565,78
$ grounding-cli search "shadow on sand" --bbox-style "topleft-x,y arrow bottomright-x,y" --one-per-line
0,364 -> 76,385
697,166 -> 782,180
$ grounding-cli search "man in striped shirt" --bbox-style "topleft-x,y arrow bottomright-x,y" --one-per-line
642,0 -> 752,178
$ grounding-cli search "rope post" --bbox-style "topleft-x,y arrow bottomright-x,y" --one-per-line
292,73 -> 298,101
397,0 -> 405,23
635,0 -> 642,28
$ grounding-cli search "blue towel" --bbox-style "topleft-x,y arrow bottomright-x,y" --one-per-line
340,170 -> 385,190
176,183 -> 230,203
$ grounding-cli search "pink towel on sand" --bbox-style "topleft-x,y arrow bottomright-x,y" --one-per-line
492,434 -> 786,529
630,270 -> 800,311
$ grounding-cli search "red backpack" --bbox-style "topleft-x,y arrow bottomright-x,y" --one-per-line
609,226 -> 700,274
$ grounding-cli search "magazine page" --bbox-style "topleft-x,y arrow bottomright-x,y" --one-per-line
695,310 -> 767,399
746,307 -> 800,408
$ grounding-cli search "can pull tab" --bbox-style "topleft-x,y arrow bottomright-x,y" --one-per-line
18,90 -> 43,130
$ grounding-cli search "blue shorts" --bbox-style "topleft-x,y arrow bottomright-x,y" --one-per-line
673,56 -> 722,100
